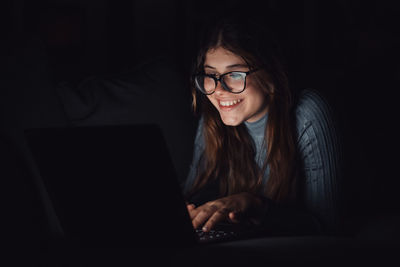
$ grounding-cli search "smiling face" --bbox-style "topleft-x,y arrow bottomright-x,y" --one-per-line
204,47 -> 268,126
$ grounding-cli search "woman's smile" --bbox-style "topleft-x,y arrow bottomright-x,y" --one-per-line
218,98 -> 243,109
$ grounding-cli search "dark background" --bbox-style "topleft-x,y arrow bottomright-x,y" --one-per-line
2,0 -> 399,239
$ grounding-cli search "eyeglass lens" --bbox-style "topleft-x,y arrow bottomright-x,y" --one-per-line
196,72 -> 246,94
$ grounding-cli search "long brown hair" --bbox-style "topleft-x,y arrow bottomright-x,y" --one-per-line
187,16 -> 299,204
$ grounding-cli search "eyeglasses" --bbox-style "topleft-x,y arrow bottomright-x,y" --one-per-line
194,70 -> 259,95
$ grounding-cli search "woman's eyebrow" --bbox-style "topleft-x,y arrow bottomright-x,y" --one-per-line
204,63 -> 248,69
226,64 -> 248,69
204,65 -> 216,69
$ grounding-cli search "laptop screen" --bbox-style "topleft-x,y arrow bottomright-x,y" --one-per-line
25,124 -> 196,247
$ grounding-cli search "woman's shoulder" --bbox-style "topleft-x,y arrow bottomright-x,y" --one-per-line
294,88 -> 336,136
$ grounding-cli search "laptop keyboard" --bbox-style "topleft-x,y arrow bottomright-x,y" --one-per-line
195,229 -> 237,243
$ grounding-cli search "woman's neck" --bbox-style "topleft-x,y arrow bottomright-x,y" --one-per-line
244,112 -> 268,136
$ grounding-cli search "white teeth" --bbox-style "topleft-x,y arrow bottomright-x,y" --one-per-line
220,99 -> 242,107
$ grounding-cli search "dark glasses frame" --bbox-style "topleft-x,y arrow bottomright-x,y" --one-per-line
194,69 -> 259,95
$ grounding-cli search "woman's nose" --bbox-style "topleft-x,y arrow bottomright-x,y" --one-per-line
214,81 -> 228,96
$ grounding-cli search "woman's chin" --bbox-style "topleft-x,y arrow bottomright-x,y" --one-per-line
220,116 -> 242,126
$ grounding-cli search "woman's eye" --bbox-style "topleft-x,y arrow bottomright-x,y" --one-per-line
229,73 -> 244,80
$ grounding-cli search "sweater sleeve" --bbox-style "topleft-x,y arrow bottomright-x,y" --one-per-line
295,89 -> 343,233
259,89 -> 342,236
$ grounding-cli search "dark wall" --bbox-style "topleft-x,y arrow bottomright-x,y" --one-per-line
3,0 -> 400,225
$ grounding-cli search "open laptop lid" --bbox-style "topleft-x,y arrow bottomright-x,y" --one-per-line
24,124 -> 197,248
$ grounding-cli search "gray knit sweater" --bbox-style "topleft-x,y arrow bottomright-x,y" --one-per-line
184,89 -> 342,232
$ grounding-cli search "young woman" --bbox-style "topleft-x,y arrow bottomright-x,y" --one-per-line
184,16 -> 342,235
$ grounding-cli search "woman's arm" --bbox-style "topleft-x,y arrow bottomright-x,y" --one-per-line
295,88 -> 343,234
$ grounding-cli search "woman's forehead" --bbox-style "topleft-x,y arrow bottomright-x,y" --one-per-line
204,47 -> 247,69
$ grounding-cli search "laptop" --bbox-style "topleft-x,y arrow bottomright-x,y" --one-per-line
24,124 -> 248,248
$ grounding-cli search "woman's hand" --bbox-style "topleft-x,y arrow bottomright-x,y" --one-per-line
186,192 -> 265,232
